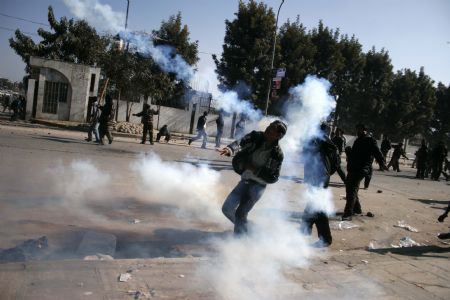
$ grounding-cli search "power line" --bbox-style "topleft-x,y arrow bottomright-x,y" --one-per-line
0,13 -> 49,27
0,26 -> 38,36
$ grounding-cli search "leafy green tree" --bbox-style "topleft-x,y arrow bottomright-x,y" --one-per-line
214,0 -> 276,110
277,16 -> 316,96
427,82 -> 450,145
332,35 -> 365,130
342,48 -> 393,135
9,6 -> 107,73
384,68 -> 436,139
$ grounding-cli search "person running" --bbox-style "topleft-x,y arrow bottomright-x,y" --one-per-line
387,143 -> 409,172
219,120 -> 287,235
188,111 -> 208,149
342,124 -> 387,220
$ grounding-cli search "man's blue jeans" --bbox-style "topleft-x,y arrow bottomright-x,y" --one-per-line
222,179 -> 266,234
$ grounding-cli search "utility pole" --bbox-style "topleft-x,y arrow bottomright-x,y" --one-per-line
125,0 -> 130,30
264,0 -> 285,116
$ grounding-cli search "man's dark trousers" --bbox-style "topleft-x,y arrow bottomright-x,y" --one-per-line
344,171 -> 364,216
142,123 -> 154,144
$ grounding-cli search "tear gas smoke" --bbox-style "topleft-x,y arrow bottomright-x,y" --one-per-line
131,153 -> 225,222
63,0 -> 125,33
281,75 -> 336,157
48,160 -> 110,206
120,31 -> 194,82
64,0 -> 194,82
215,90 -> 263,122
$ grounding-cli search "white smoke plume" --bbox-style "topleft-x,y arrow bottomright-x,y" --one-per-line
215,90 -> 263,122
131,153 -> 224,222
121,31 -> 194,82
63,0 -> 125,33
281,75 -> 336,157
64,0 -> 194,82
48,160 -> 110,206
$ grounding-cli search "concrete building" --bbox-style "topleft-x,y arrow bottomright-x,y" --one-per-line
26,57 -> 101,122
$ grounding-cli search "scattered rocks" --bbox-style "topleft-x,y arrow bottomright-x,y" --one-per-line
114,122 -> 143,135
119,273 -> 132,282
366,212 -> 375,217
377,190 -> 383,193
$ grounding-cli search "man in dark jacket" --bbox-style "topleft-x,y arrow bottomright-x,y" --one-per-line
430,141 -> 448,181
342,124 -> 387,220
380,136 -> 392,162
98,95 -> 114,145
301,125 -> 336,247
133,103 -> 159,145
188,111 -> 208,149
387,143 -> 409,172
219,120 -> 287,235
415,140 -> 428,179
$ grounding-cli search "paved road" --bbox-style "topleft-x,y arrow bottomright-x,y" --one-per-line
0,122 -> 449,299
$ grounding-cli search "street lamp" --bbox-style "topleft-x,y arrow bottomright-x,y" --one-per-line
264,0 -> 285,116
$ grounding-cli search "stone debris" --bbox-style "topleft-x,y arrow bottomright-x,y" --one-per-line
114,122 -> 143,135
377,190 -> 383,193
179,274 -> 185,278
0,236 -> 48,262
83,253 -> 114,261
391,236 -> 422,248
330,221 -> 359,230
394,220 -> 419,232
361,260 -> 369,264
119,273 -> 132,282
131,219 -> 141,224
83,291 -> 93,296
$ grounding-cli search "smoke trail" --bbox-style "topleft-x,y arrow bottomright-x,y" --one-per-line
64,0 -> 194,82
215,90 -> 263,122
120,31 -> 194,82
131,153 -> 225,222
63,0 -> 125,33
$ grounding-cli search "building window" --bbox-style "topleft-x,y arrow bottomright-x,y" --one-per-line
42,81 -> 69,114
90,74 -> 96,92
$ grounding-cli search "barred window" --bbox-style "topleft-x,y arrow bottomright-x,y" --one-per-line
42,81 -> 68,114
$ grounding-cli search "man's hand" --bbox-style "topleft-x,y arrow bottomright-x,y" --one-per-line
438,213 -> 448,223
218,147 -> 231,157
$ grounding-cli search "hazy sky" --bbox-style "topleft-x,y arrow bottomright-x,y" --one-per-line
1,0 -> 449,86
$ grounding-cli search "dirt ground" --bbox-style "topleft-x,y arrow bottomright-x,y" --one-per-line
1,121 -> 449,299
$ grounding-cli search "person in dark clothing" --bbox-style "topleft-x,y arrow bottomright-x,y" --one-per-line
188,111 -> 208,148
442,158 -> 450,181
363,156 -> 374,189
98,95 -> 114,145
85,98 -> 100,143
2,95 -> 10,113
342,124 -> 387,221
380,136 -> 392,162
387,143 -> 409,172
9,97 -> 20,121
156,124 -> 171,143
235,115 -> 246,140
301,125 -> 336,247
215,111 -> 225,148
219,120 -> 287,235
415,140 -> 428,179
133,103 -> 159,145
430,141 -> 448,181
331,128 -> 347,183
